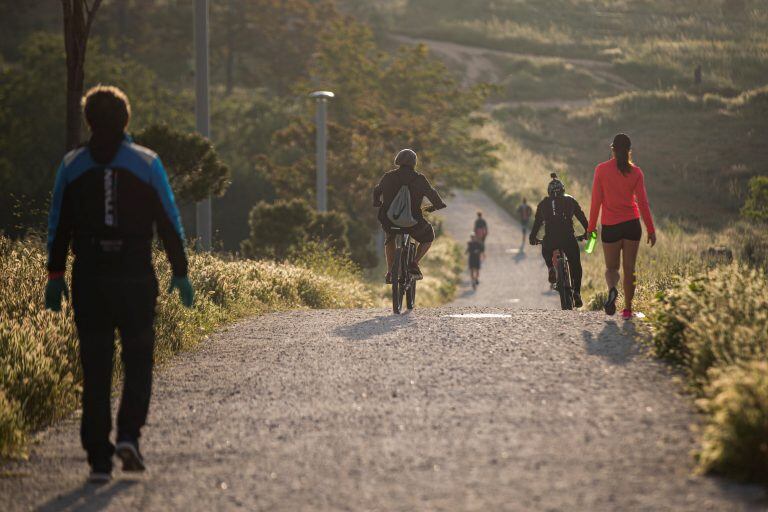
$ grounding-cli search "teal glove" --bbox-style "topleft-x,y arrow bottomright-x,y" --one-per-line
168,276 -> 194,308
45,277 -> 69,312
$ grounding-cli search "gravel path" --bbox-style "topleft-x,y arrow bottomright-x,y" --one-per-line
439,189 -> 559,309
2,192 -> 765,511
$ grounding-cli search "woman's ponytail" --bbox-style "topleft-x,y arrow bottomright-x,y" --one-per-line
611,133 -> 633,176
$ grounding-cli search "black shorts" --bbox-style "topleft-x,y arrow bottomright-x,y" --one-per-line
384,220 -> 435,244
601,219 -> 642,243
469,258 -> 481,270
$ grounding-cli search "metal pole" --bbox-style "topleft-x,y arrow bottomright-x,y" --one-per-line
194,0 -> 212,251
310,91 -> 334,213
316,99 -> 327,212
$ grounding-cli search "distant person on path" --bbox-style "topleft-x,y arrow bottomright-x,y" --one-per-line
474,211 -> 488,242
45,85 -> 194,482
587,133 -> 656,319
517,198 -> 533,245
467,232 -> 485,288
373,149 -> 447,282
530,173 -> 588,308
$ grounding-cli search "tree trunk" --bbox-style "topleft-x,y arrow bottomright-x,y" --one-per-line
62,0 -> 103,151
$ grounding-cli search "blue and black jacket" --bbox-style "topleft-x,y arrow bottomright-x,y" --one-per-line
47,135 -> 188,278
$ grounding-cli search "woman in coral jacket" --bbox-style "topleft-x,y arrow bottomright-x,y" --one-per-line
587,133 -> 656,319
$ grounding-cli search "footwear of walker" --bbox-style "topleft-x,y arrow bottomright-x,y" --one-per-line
408,262 -> 423,280
548,266 -> 557,284
88,469 -> 112,484
88,459 -> 112,483
574,292 -> 583,308
116,439 -> 146,472
621,309 -> 633,320
385,272 -> 392,284
604,287 -> 618,316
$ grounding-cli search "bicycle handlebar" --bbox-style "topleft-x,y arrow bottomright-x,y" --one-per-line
531,234 -> 588,245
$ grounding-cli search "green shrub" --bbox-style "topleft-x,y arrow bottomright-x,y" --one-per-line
697,361 -> 768,483
740,175 -> 768,223
0,235 -> 375,458
134,123 -> 230,203
651,266 -> 767,388
241,199 -> 351,261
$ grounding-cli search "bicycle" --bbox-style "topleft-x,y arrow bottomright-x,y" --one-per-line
533,234 -> 587,310
389,227 -> 417,314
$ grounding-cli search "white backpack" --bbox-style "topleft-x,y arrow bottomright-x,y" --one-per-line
386,176 -> 419,228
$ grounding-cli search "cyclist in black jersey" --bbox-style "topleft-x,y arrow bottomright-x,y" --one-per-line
529,174 -> 588,307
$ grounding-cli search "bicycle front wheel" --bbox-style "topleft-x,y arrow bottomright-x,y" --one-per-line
406,280 -> 416,310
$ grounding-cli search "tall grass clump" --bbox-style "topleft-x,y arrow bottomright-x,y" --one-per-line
650,265 -> 768,481
0,235 -> 375,458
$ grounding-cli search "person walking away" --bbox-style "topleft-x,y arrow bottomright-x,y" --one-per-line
529,173 -> 589,308
587,133 -> 656,319
517,198 -> 533,246
45,85 -> 194,482
373,149 -> 447,283
467,232 -> 484,288
474,211 -> 488,242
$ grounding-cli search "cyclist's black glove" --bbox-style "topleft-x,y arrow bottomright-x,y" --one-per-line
528,235 -> 537,246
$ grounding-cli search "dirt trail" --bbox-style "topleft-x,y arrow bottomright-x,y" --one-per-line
391,34 -> 635,109
2,190 -> 765,511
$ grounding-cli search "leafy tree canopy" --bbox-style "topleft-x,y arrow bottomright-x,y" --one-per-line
135,123 -> 231,204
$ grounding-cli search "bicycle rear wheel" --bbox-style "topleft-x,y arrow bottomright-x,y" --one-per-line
558,258 -> 574,310
391,247 -> 403,314
406,243 -> 417,310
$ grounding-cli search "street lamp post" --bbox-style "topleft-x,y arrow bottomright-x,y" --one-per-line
310,91 -> 334,212
194,0 -> 212,251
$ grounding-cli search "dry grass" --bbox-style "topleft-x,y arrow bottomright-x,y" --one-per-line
650,265 -> 768,482
0,236 -> 375,458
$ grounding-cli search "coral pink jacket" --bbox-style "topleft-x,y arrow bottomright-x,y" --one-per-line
587,159 -> 655,234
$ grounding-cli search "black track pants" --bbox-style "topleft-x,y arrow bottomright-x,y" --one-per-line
541,237 -> 582,294
72,272 -> 158,465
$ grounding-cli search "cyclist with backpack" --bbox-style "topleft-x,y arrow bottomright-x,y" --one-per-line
373,149 -> 446,283
529,173 -> 589,308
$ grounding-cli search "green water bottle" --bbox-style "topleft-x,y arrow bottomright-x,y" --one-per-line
585,231 -> 598,254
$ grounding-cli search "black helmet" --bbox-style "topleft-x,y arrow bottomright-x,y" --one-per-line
394,149 -> 417,168
548,173 -> 565,198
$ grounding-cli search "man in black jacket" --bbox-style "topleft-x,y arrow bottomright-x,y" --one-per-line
45,85 -> 194,482
529,174 -> 588,307
373,149 -> 446,282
